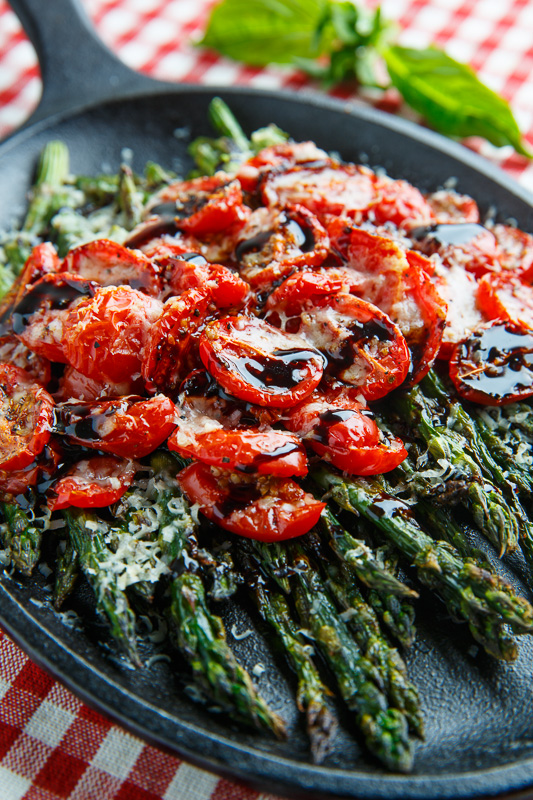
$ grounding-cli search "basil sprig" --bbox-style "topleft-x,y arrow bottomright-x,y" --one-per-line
199,0 -> 531,157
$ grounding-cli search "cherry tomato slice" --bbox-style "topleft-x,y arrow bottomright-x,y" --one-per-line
55,365 -> 145,402
491,223 -> 533,276
267,278 -> 411,402
0,363 -> 54,470
177,462 -> 325,542
0,243 -> 61,322
236,140 -> 330,193
0,334 -> 51,386
425,190 -> 480,224
199,315 -> 325,408
156,254 -> 249,308
169,425 -> 307,477
283,390 -> 406,474
372,176 -> 435,227
235,204 -> 329,290
56,394 -> 177,459
449,320 -> 533,405
328,223 -> 446,384
0,438 -> 63,500
408,222 -> 499,279
48,455 -> 137,511
150,175 -> 250,237
262,162 -> 378,224
63,285 -> 162,384
477,271 -> 533,329
142,288 -> 213,392
62,239 -> 161,296
12,272 -> 97,363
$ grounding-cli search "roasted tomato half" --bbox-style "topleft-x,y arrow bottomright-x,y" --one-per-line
142,287 -> 213,392
11,272 -> 97,363
48,455 -> 138,511
56,394 -> 177,459
62,239 -> 161,296
477,271 -> 533,329
177,462 -> 325,542
63,285 -> 162,384
199,315 -> 325,408
449,320 -> 533,405
235,204 -> 329,291
0,363 -> 54,471
283,390 -> 407,474
266,273 -> 411,402
149,174 -> 250,238
328,223 -> 446,383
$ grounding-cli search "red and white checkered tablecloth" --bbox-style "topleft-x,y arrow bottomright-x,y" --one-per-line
0,1 -> 532,798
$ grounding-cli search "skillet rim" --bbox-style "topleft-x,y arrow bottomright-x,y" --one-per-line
1,83 -> 533,800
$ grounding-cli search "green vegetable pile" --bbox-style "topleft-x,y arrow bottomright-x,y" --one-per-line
1,101 -> 533,774
199,0 -> 532,157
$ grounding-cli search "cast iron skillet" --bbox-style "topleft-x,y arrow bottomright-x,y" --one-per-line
3,1 -> 533,797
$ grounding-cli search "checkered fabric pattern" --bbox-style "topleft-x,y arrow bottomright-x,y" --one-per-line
0,0 -> 532,798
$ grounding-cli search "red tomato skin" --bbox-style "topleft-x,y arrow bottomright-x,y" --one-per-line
372,177 -> 435,227
13,272 -> 97,363
64,286 -> 162,384
48,456 -> 137,511
59,395 -> 177,459
267,282 -> 411,402
449,320 -> 533,406
477,271 -> 533,328
157,255 -> 249,308
55,365 -> 145,402
62,239 -> 161,296
311,434 -> 407,475
177,462 -> 325,542
0,363 -> 54,471
199,315 -> 325,408
0,334 -> 51,386
168,426 -> 308,477
155,175 -> 251,237
142,288 -> 213,392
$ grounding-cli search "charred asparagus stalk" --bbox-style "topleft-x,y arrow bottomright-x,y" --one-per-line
392,382 -> 520,556
1,502 -> 43,576
53,537 -> 79,609
314,468 -> 533,660
236,540 -> 337,761
290,548 -> 414,772
320,507 -> 417,599
64,508 -> 141,666
327,569 -> 423,738
169,572 -> 286,739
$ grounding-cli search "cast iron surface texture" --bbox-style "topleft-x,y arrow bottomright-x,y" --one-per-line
3,1 -> 533,798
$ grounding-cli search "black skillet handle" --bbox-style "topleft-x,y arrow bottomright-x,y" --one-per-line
8,0 -> 167,128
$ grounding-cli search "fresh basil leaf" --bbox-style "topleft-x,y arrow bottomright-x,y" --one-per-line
199,0 -> 330,65
383,45 -> 532,157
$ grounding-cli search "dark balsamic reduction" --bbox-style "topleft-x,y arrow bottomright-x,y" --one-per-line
11,278 -> 95,334
149,201 -> 178,220
180,252 -> 208,265
233,347 -> 323,393
236,440 -> 302,474
235,230 -> 274,261
369,495 -> 410,522
410,222 -> 486,247
460,323 -> 533,399
313,408 -> 357,444
324,318 -> 392,379
282,217 -> 315,252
